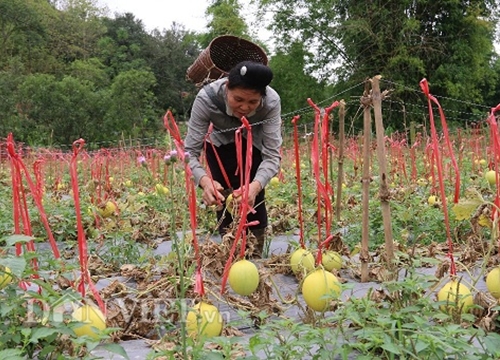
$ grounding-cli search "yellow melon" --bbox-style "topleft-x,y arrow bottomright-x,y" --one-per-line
321,251 -> 342,271
290,248 -> 315,275
437,280 -> 473,313
485,170 -> 497,185
486,267 -> 500,299
302,269 -> 341,312
0,266 -> 12,289
228,259 -> 260,296
98,201 -> 116,218
186,302 -> 223,338
72,304 -> 106,339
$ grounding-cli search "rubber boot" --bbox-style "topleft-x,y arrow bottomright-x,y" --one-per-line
250,228 -> 266,259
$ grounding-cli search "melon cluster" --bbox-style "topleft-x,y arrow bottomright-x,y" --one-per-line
289,247 -> 343,312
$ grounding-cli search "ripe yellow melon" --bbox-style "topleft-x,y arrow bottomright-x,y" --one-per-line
155,184 -> 170,195
228,259 -> 260,296
321,251 -> 342,271
226,192 -> 243,216
485,170 -> 497,185
290,248 -> 315,275
72,304 -> 106,339
427,195 -> 438,205
0,266 -> 12,289
99,201 -> 116,218
186,302 -> 223,338
437,280 -> 473,313
486,267 -> 500,299
302,269 -> 341,312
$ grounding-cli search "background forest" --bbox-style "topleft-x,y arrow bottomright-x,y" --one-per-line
1,0 -> 500,147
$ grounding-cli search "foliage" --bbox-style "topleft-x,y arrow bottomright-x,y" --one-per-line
328,270 -> 500,359
0,242 -> 126,359
104,69 -> 158,139
0,0 -> 201,146
0,0 -> 48,70
14,73 -> 107,145
1,0 -> 499,144
1,125 -> 500,358
269,41 -> 332,118
98,13 -> 150,76
145,24 -> 200,121
198,0 -> 249,47
256,0 -> 500,129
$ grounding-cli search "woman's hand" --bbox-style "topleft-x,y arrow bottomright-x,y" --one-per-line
233,181 -> 262,208
199,176 -> 225,206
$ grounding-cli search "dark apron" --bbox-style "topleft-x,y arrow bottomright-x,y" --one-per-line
204,137 -> 267,234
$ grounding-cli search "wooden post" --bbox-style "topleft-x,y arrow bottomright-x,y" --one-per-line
371,76 -> 395,272
360,83 -> 372,282
410,121 -> 416,146
335,100 -> 346,222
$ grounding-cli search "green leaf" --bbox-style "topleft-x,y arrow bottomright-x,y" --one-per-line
414,340 -> 429,354
380,342 -> 402,355
30,328 -> 60,343
0,256 -> 26,278
21,328 -> 31,338
3,235 -> 35,246
38,345 -> 57,357
97,343 -> 131,360
483,333 -> 500,358
0,349 -> 24,360
0,303 -> 17,317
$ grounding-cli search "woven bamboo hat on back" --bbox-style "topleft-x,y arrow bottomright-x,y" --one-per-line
186,35 -> 268,86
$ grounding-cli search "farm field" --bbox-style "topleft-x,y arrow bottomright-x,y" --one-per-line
2,103 -> 500,359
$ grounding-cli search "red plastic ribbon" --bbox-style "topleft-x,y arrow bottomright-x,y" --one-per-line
203,124 -> 232,206
6,134 -> 65,284
420,79 -> 461,203
322,101 -> 340,233
486,104 -> 500,226
163,111 -> 185,156
315,234 -> 336,266
163,110 -> 205,296
419,79 -> 457,276
307,99 -> 336,239
220,117 -> 258,293
70,139 -> 106,314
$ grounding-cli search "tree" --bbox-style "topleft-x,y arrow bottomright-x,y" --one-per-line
104,69 -> 158,140
0,0 -> 47,72
98,13 -> 149,76
46,0 -> 107,64
144,25 -> 200,121
257,0 -> 499,128
199,0 -> 249,47
67,57 -> 110,89
15,74 -> 106,145
0,71 -> 24,140
269,41 -> 330,120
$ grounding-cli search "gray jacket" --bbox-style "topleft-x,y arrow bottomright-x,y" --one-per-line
184,78 -> 282,188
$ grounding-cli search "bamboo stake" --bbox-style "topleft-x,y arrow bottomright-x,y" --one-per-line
360,84 -> 372,282
371,76 -> 395,273
335,100 -> 346,222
